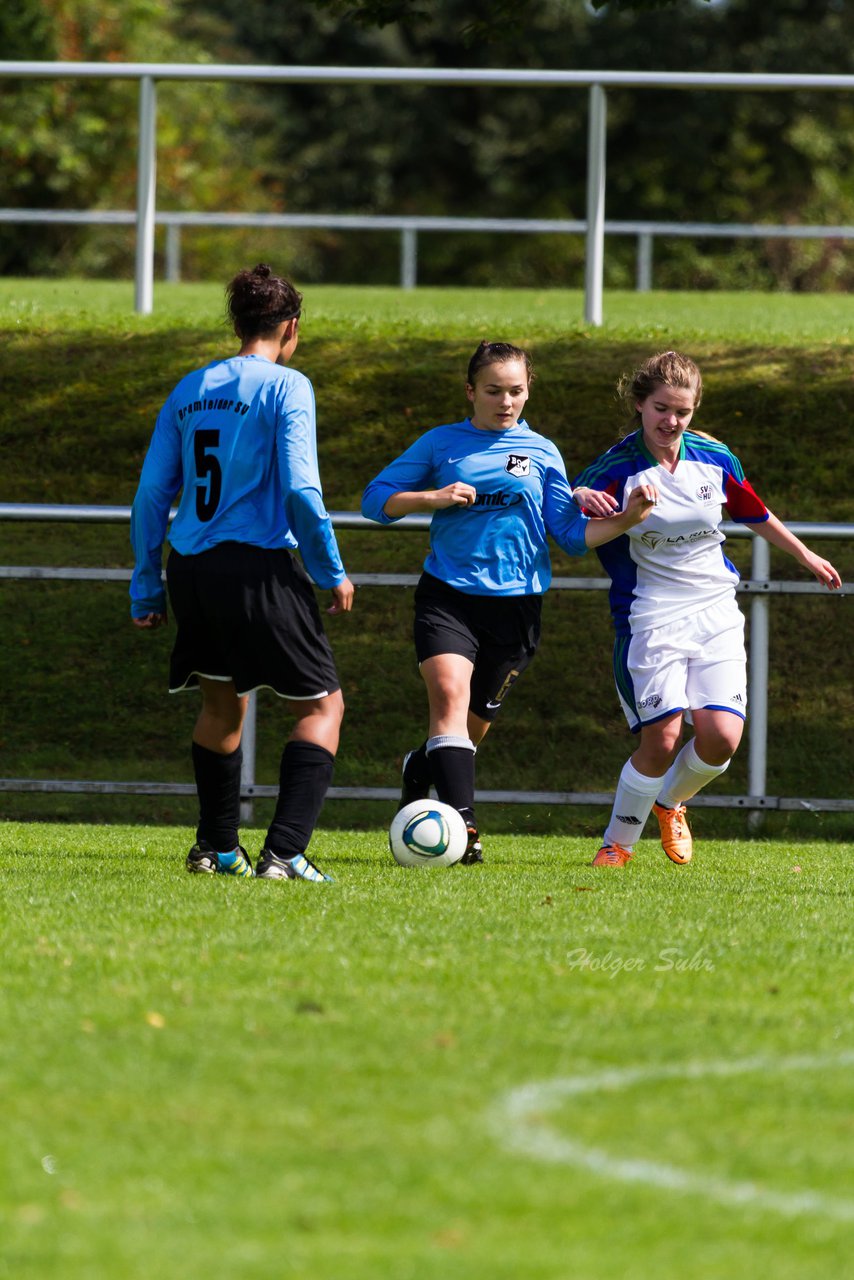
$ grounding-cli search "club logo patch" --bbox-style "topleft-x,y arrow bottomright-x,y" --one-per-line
697,483 -> 714,502
505,454 -> 530,477
638,693 -> 662,709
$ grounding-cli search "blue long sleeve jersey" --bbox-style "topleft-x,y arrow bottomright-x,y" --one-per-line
130,354 -> 346,617
361,418 -> 590,595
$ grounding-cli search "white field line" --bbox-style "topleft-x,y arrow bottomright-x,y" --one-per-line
492,1051 -> 854,1223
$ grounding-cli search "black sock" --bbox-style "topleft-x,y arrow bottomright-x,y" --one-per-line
192,741 -> 242,851
265,740 -> 335,859
427,744 -> 475,817
403,741 -> 431,789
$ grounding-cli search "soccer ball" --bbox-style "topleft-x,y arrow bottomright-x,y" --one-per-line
388,800 -> 468,868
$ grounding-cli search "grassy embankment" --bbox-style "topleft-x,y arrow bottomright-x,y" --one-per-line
1,280 -> 851,838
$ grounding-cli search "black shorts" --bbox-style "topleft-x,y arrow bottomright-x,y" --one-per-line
413,572 -> 542,722
165,542 -> 341,699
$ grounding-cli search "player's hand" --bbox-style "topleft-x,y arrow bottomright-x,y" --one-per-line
804,553 -> 842,591
431,482 -> 477,509
573,485 -> 619,516
328,577 -> 355,614
132,611 -> 168,629
623,483 -> 658,526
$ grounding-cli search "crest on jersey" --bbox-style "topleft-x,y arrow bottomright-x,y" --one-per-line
697,483 -> 714,502
505,454 -> 530,477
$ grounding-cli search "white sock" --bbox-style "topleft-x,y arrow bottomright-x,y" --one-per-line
426,735 -> 475,754
603,759 -> 663,851
656,738 -> 730,808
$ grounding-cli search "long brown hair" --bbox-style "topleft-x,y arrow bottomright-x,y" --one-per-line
618,351 -> 703,430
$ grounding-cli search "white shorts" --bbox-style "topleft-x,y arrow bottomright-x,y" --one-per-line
614,597 -> 747,733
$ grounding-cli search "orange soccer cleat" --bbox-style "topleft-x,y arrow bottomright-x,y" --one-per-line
591,843 -> 634,867
653,802 -> 693,865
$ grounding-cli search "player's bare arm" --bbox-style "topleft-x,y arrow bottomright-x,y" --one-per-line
583,483 -> 658,549
383,482 -> 477,517
754,512 -> 842,590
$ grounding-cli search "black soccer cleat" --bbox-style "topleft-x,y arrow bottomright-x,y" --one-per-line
186,842 -> 253,877
460,824 -> 484,865
255,849 -> 332,882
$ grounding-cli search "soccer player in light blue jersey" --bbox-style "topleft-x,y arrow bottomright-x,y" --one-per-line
573,351 -> 841,868
130,264 -> 354,881
362,341 -> 657,863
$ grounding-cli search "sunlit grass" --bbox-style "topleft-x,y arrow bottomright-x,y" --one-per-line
1,278 -> 852,342
1,822 -> 852,1280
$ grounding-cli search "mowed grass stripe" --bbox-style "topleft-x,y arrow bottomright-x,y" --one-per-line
1,822 -> 851,1280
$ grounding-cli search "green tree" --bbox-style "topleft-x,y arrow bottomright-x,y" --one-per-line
181,0 -> 854,289
0,0 -> 282,276
3,0 -> 853,289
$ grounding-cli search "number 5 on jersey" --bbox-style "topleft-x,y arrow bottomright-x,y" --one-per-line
194,429 -> 222,521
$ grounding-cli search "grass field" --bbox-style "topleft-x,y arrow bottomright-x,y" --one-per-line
1,278 -> 853,341
1,822 -> 852,1279
1,281 -> 852,1276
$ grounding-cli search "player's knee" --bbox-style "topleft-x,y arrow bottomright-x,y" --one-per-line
704,741 -> 738,766
696,729 -> 740,766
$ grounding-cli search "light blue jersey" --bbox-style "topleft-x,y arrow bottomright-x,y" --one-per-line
361,418 -> 590,595
130,354 -> 346,617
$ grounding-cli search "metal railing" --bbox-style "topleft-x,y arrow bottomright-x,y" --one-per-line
4,207 -> 852,293
2,61 -> 854,320
1,502 -> 851,817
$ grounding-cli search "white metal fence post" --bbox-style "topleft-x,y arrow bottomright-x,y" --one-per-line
240,691 -> 257,826
135,75 -> 157,315
748,536 -> 771,830
401,226 -> 417,288
637,231 -> 653,291
165,223 -> 181,282
584,84 -> 607,326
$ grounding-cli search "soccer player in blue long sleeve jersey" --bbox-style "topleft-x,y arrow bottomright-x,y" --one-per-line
572,351 -> 842,869
362,341 -> 657,862
130,264 -> 354,881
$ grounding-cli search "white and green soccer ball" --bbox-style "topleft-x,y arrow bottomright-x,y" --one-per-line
389,800 -> 468,868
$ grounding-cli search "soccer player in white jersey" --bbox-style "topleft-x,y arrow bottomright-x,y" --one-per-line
572,351 -> 842,868
361,341 -> 657,863
130,264 -> 354,881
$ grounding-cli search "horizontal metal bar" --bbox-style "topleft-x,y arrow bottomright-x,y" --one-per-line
1,504 -> 851,540
0,504 -> 436,528
2,566 -> 849,595
0,209 -> 138,225
2,208 -> 853,241
2,62 -> 854,91
0,503 -> 143,523
1,778 -> 852,811
607,220 -> 854,240
0,567 -> 134,581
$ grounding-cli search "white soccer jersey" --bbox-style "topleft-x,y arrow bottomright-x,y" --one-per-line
573,430 -> 769,635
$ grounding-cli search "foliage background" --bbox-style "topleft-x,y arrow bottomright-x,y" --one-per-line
2,0 -> 853,289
